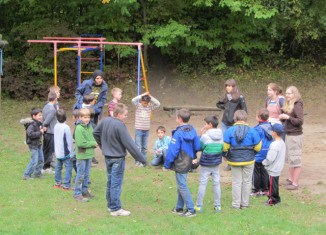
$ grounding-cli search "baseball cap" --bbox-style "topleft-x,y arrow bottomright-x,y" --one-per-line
272,123 -> 284,134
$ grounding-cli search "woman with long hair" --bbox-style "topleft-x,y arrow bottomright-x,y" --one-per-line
217,79 -> 247,171
266,83 -> 284,125
279,86 -> 303,190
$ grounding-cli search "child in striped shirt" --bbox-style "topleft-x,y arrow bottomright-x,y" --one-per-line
132,92 -> 160,166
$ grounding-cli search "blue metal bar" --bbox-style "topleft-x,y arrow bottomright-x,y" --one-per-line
77,55 -> 81,86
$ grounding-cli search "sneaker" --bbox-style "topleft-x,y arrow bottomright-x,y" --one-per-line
43,168 -> 54,174
214,206 -> 222,213
261,190 -> 269,196
92,157 -> 99,164
180,210 -> 196,217
22,175 -> 33,180
33,174 -> 44,179
73,195 -> 89,202
110,209 -> 131,216
62,186 -> 73,191
53,183 -> 61,189
250,192 -> 260,197
194,205 -> 202,213
82,190 -> 95,198
240,206 -> 248,210
171,207 -> 184,215
286,184 -> 299,190
283,179 -> 293,186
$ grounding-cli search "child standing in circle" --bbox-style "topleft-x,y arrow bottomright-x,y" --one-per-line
266,83 -> 284,125
216,79 -> 247,170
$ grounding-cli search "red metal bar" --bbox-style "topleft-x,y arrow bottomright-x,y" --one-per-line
28,40 -> 143,47
43,37 -> 106,41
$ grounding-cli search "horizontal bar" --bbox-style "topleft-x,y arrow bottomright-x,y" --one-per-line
81,71 -> 93,74
81,58 -> 101,61
43,37 -> 106,41
28,40 -> 143,47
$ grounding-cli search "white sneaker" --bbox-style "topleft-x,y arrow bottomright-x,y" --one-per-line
110,209 -> 131,216
43,168 -> 54,174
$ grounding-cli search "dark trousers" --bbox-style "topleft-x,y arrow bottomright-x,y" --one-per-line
267,175 -> 281,205
252,162 -> 269,193
43,133 -> 54,169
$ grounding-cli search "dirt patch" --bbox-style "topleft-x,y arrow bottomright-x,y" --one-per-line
70,69 -> 326,205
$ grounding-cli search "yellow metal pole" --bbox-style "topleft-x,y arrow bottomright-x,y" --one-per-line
140,50 -> 148,92
54,42 -> 57,86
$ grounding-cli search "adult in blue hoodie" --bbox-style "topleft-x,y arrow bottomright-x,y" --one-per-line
73,69 -> 108,125
252,108 -> 273,196
164,109 -> 201,217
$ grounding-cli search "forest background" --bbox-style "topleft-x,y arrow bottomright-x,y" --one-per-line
0,0 -> 325,99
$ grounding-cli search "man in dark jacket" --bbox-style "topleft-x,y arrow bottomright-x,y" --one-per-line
73,69 -> 108,125
93,103 -> 146,217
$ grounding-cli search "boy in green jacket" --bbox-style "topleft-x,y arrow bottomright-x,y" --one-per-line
73,108 -> 97,202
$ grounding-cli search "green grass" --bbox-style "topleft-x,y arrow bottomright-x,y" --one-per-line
0,99 -> 325,234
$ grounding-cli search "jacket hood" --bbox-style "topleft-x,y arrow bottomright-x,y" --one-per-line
175,124 -> 197,142
206,128 -> 223,141
20,117 -> 33,125
259,122 -> 273,140
91,70 -> 104,80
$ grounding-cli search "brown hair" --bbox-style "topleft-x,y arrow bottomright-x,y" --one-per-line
177,109 -> 191,123
267,83 -> 283,95
257,108 -> 269,121
156,126 -> 166,133
48,91 -> 57,102
224,79 -> 241,101
233,110 -> 248,122
83,94 -> 95,105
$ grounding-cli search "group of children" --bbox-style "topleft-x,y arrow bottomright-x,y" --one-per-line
21,78 -> 290,217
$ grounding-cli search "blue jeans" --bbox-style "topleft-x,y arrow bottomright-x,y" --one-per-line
135,129 -> 149,162
74,159 -> 91,196
105,158 -> 125,212
55,157 -> 73,188
151,151 -> 166,166
222,122 -> 231,134
175,172 -> 195,212
24,146 -> 44,177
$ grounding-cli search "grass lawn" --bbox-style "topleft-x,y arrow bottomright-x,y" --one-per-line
0,99 -> 325,235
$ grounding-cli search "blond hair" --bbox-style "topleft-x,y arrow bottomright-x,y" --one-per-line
282,86 -> 302,113
49,85 -> 60,92
78,108 -> 91,117
111,87 -> 122,96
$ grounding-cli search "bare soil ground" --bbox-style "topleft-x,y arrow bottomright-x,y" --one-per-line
86,68 -> 326,205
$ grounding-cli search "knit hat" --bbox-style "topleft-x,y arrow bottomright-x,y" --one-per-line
272,123 -> 284,134
92,69 -> 104,80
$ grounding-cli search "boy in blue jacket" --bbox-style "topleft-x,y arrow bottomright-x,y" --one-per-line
164,109 -> 201,217
251,108 -> 273,197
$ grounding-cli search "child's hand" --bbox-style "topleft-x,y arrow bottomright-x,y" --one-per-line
156,149 -> 162,154
42,127 -> 47,132
192,159 -> 198,164
279,114 -> 289,120
200,126 -> 207,135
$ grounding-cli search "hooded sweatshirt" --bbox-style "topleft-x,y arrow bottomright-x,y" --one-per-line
254,122 -> 273,162
282,100 -> 304,136
164,124 -> 201,173
74,122 -> 97,160
73,70 -> 108,115
199,128 -> 224,166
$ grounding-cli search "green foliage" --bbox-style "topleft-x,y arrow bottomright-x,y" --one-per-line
0,0 -> 325,99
